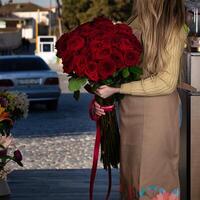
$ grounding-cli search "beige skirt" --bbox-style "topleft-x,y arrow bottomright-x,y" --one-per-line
119,90 -> 180,200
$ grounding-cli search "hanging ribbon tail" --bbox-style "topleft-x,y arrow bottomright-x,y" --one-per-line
105,165 -> 112,200
89,98 -> 115,200
89,121 -> 101,200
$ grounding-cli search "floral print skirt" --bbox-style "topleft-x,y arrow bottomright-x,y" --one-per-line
119,90 -> 180,200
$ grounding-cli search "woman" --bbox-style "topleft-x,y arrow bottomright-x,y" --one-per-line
94,0 -> 187,199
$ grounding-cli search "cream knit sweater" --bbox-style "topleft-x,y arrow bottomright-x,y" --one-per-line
119,19 -> 187,96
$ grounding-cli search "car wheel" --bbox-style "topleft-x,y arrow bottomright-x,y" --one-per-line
46,100 -> 58,110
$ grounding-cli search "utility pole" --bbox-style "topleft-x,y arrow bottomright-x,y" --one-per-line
35,9 -> 40,53
56,0 -> 62,36
49,0 -> 52,35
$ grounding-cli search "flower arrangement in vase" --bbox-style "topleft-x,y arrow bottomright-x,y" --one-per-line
0,135 -> 23,196
0,91 -> 29,196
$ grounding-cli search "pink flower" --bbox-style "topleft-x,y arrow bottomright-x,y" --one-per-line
151,192 -> 179,200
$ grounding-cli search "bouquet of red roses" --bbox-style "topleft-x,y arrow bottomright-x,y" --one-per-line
56,16 -> 142,199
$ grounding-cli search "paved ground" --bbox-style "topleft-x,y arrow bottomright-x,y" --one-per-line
9,133 -> 102,170
12,93 -> 95,137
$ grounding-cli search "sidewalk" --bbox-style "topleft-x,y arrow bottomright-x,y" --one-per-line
10,133 -> 99,169
7,169 -> 120,200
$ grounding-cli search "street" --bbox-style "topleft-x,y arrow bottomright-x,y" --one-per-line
12,93 -> 95,137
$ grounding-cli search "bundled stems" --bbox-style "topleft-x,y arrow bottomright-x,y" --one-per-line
95,95 -> 120,170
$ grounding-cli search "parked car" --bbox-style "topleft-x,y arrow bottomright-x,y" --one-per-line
0,55 -> 61,110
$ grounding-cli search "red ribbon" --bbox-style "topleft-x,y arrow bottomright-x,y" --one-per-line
89,99 -> 114,200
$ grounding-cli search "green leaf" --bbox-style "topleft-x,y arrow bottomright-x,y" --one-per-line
78,77 -> 87,86
73,90 -> 80,101
129,67 -> 143,75
122,68 -> 130,78
68,77 -> 88,92
68,78 -> 81,92
113,71 -> 120,77
103,78 -> 113,85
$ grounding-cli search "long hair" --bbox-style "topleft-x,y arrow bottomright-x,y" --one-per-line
130,0 -> 185,78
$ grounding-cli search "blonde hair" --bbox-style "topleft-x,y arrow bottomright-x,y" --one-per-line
129,0 -> 185,78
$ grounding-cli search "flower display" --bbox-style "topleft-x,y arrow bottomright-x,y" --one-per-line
0,91 -> 29,135
0,136 -> 23,179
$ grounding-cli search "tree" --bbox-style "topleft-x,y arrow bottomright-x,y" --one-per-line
56,0 -> 63,36
61,0 -> 133,31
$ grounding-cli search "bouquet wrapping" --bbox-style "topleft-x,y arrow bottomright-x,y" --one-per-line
56,16 -> 143,199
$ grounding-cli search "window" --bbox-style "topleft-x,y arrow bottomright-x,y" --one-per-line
0,57 -> 50,71
43,44 -> 51,52
40,38 -> 54,42
0,21 -> 6,28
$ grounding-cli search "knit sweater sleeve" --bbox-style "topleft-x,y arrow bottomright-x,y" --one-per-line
119,27 -> 187,96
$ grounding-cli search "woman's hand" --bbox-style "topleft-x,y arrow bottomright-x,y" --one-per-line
93,101 -> 105,117
95,85 -> 120,99
93,85 -> 120,117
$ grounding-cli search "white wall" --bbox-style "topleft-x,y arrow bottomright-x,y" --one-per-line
13,11 -> 50,25
22,27 -> 34,39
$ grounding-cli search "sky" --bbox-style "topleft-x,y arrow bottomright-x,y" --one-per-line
1,0 -> 57,8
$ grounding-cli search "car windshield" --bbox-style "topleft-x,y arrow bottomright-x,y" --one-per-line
0,57 -> 50,72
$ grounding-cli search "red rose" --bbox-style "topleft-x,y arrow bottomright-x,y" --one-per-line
110,36 -> 121,48
129,35 -> 143,53
78,22 -> 95,37
119,38 -> 134,51
73,55 -> 88,77
110,49 -> 125,69
67,35 -> 85,52
14,149 -> 23,162
99,59 -> 117,80
90,37 -> 112,60
55,33 -> 69,58
13,149 -> 23,167
92,17 -> 114,31
62,56 -> 74,74
124,50 -> 141,67
89,30 -> 108,41
81,48 -> 93,60
93,46 -> 112,60
85,61 -> 99,82
115,23 -> 133,36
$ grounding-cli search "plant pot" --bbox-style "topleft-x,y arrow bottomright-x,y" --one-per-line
0,179 -> 11,196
